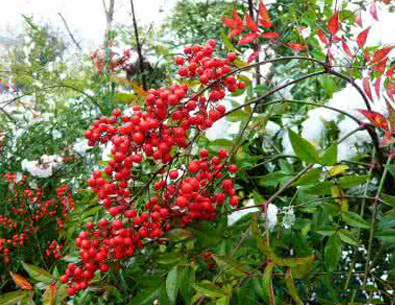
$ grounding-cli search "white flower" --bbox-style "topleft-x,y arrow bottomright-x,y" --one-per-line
266,203 -> 278,231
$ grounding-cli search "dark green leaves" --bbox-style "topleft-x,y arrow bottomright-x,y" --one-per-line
341,211 -> 369,229
21,262 -> 52,284
325,234 -> 342,271
288,129 -> 320,163
166,266 -> 179,304
320,144 -> 338,166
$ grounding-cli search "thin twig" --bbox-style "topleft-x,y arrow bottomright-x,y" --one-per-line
58,13 -> 82,50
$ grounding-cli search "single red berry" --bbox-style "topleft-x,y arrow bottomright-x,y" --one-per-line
227,52 -> 237,61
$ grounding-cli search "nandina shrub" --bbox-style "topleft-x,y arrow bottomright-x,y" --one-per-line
2,0 -> 395,304
0,172 -> 74,264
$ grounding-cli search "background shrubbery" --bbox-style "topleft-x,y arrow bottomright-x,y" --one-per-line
1,0 -> 395,304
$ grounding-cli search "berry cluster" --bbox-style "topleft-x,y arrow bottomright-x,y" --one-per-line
175,39 -> 245,100
0,172 -> 74,263
64,40 -> 242,296
62,148 -> 238,295
91,47 -> 133,74
45,240 -> 65,259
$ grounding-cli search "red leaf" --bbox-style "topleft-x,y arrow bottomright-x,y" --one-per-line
248,50 -> 260,63
287,43 -> 307,52
332,35 -> 342,43
328,12 -> 339,35
357,27 -> 370,48
357,109 -> 389,130
233,7 -> 243,25
260,32 -> 280,39
372,58 -> 388,75
245,13 -> 258,32
386,64 -> 395,78
318,29 -> 328,45
238,32 -> 259,46
259,1 -> 272,25
370,2 -> 379,21
259,18 -> 274,28
380,132 -> 395,146
229,26 -> 244,38
371,47 -> 394,63
355,11 -> 363,27
342,39 -> 353,57
363,77 -> 374,102
222,17 -> 237,28
374,76 -> 382,99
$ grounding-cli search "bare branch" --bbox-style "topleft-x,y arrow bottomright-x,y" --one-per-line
58,13 -> 82,51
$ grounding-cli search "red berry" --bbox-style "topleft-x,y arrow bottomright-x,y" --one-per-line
227,52 -> 237,61
169,170 -> 179,180
174,56 -> 184,65
228,164 -> 237,173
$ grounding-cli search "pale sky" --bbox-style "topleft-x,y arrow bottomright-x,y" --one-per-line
0,0 -> 175,49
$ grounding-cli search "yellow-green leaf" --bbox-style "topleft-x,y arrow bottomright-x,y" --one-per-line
285,268 -> 304,305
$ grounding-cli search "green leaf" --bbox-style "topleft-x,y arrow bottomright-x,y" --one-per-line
166,266 -> 179,304
164,229 -> 193,241
319,75 -> 334,97
220,30 -> 237,52
216,296 -> 230,305
257,171 -> 290,187
128,284 -> 164,305
180,267 -> 195,305
262,262 -> 275,304
0,291 -> 28,305
324,234 -> 342,271
375,229 -> 395,243
115,93 -> 137,104
209,139 -> 234,151
382,194 -> 395,208
294,168 -> 322,186
19,292 -> 34,305
341,212 -> 370,229
338,175 -> 369,188
338,229 -> 359,246
22,262 -> 52,284
377,214 -> 395,230
320,144 -> 337,166
191,283 -> 226,298
156,252 -> 184,265
226,109 -> 249,122
285,269 -> 304,305
213,255 -> 248,277
288,129 -> 320,163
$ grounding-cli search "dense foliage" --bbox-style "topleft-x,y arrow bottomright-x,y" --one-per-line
1,0 -> 395,304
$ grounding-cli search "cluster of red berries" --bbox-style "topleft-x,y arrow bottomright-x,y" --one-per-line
91,47 -> 132,74
45,240 -> 65,259
0,172 -> 74,263
65,40 -> 242,296
62,148 -> 239,295
175,40 -> 245,99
